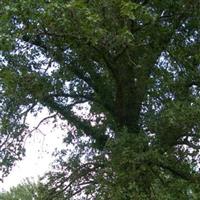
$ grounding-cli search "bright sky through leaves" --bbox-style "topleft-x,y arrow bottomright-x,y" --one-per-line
0,109 -> 66,191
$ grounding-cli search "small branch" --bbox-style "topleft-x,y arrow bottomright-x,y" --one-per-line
156,161 -> 194,181
29,113 -> 57,134
21,103 -> 37,124
52,92 -> 94,102
177,139 -> 200,150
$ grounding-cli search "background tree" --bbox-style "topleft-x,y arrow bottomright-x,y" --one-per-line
0,179 -> 39,200
0,179 -> 59,200
0,0 -> 200,199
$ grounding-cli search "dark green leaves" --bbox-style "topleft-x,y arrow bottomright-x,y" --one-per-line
0,0 -> 200,198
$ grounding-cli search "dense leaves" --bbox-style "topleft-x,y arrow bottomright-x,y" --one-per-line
0,0 -> 200,199
0,179 -> 57,200
0,179 -> 39,200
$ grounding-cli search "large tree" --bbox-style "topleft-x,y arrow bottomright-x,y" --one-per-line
0,0 -> 200,199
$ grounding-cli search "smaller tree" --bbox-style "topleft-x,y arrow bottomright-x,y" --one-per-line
0,179 -> 47,200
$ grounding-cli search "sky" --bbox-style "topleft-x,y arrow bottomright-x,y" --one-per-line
0,43 -> 70,192
0,109 -> 66,191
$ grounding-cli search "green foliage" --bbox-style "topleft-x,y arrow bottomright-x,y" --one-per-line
0,179 -> 39,200
0,179 -> 58,200
0,0 -> 200,199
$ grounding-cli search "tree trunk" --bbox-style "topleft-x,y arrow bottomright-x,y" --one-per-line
115,64 -> 148,134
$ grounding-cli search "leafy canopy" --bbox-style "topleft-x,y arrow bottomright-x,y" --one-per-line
0,179 -> 56,200
0,0 -> 200,199
0,179 -> 40,200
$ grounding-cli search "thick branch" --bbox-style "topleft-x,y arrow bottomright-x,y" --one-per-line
40,96 -> 108,148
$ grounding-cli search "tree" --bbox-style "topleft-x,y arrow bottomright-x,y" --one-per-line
0,179 -> 58,200
0,179 -> 39,200
0,0 -> 200,199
